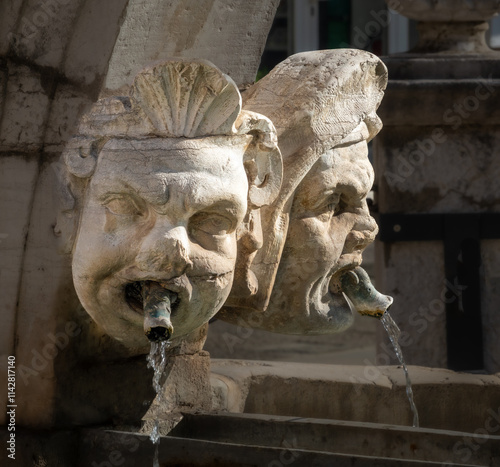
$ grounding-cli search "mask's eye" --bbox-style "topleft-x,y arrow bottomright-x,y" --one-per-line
189,212 -> 233,237
327,198 -> 345,216
103,196 -> 143,217
311,193 -> 348,221
316,193 -> 339,214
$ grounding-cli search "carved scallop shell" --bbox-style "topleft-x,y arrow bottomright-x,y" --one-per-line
131,59 -> 242,137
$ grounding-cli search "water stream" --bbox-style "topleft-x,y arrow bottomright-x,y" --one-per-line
146,340 -> 169,467
381,312 -> 419,428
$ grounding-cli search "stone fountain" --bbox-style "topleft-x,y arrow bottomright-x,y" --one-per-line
2,1 -> 500,466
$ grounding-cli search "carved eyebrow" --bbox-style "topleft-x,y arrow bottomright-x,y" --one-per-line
309,190 -> 336,210
95,180 -> 137,201
149,190 -> 244,220
95,177 -> 169,207
306,181 -> 369,211
187,198 -> 243,218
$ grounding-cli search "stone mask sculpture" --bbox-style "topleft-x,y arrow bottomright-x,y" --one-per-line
60,59 -> 282,350
219,50 -> 392,333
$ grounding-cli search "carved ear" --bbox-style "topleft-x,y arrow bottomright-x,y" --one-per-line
63,137 -> 106,178
237,110 -> 282,208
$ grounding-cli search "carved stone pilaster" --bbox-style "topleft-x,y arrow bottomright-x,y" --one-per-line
377,0 -> 500,373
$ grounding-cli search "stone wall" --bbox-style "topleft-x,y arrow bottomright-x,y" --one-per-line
375,0 -> 500,373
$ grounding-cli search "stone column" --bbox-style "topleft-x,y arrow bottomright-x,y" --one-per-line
375,0 -> 500,372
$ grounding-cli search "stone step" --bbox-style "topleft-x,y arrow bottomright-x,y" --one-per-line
170,412 -> 498,466
78,426 -> 471,467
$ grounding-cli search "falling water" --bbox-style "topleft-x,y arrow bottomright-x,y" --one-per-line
381,312 -> 419,428
146,340 -> 169,467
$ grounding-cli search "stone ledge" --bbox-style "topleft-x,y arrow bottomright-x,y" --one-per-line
210,359 -> 500,433
379,80 -> 500,126
382,55 -> 500,80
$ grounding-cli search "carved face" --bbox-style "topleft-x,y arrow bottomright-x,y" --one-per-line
72,137 -> 250,348
268,135 -> 377,332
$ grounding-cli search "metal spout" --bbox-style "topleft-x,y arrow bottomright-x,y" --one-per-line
340,266 -> 393,318
142,281 -> 175,342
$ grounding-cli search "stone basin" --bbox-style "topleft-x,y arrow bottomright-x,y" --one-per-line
210,359 -> 500,434
6,359 -> 500,466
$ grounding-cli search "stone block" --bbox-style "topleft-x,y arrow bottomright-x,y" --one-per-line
63,0 -> 129,88
482,240 -> 500,372
9,0 -> 83,69
171,411 -> 500,466
0,0 -> 23,56
0,64 -> 6,119
105,0 -> 281,90
14,157 -> 78,427
0,155 -> 39,425
142,351 -> 212,435
379,79 -> 500,127
375,241 -> 448,368
376,126 -> 500,213
79,427 -> 434,467
211,359 -> 500,433
44,84 -> 93,150
375,122 -> 500,371
0,63 -> 50,152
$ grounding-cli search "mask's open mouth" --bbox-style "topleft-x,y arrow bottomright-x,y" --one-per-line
125,281 -> 145,314
339,267 -> 392,318
125,281 -> 179,314
124,281 -> 178,342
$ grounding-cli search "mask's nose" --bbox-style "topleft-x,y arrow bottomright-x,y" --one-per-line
344,214 -> 378,252
135,222 -> 193,277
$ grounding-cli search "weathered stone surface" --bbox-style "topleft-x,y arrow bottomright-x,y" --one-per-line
375,241 -> 448,368
9,0 -> 83,69
219,49 -> 391,334
387,0 -> 500,54
172,412 -> 500,466
482,240 -> 500,371
105,0 -> 281,90
63,0 -> 129,87
0,0 -> 23,56
142,351 -> 212,435
14,157 -> 81,427
211,359 -> 500,433
44,84 -> 94,151
376,126 -> 500,213
0,63 -> 50,152
78,427 -> 443,467
393,0 -> 500,22
6,413 -> 500,466
0,155 -> 39,425
375,1 -> 500,372
0,64 -> 6,112
378,80 -> 500,127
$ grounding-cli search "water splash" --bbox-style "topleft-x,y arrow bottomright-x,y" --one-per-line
147,340 -> 169,466
381,312 -> 420,428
